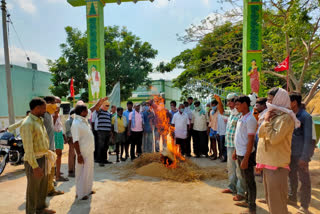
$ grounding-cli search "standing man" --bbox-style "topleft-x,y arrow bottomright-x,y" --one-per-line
65,109 -> 76,177
289,92 -> 313,214
169,101 -> 179,124
191,101 -> 209,158
96,101 -> 113,166
254,97 -> 268,150
233,95 -> 257,214
221,93 -> 246,202
142,102 -> 155,153
256,87 -> 296,214
208,100 -> 219,160
112,107 -> 127,162
172,104 -> 190,156
71,105 -> 95,200
128,103 -> 144,160
215,95 -> 228,162
43,96 -> 64,197
187,97 -> 195,111
123,101 -> 133,159
20,98 -> 56,214
184,101 -> 193,157
53,107 -> 68,182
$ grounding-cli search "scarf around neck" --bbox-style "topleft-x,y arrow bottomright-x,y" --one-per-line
266,88 -> 300,128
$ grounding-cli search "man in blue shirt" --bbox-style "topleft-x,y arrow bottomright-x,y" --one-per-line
289,92 -> 314,214
122,101 -> 133,160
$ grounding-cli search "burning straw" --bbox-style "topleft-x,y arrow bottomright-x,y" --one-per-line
126,153 -> 227,183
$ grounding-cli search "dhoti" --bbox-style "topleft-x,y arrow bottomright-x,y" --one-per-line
75,153 -> 94,199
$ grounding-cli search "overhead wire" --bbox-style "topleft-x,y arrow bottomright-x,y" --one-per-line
6,9 -> 30,62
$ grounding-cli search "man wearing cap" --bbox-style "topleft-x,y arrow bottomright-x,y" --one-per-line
221,93 -> 246,202
128,103 -> 144,160
96,100 -> 113,166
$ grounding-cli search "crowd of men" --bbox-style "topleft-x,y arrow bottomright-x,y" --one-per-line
0,87 -> 318,214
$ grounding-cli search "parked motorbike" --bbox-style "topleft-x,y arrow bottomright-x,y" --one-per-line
0,132 -> 24,175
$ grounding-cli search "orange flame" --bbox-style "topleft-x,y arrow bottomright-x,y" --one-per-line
151,96 -> 185,169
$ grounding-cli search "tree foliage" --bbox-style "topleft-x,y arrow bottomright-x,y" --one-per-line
160,0 -> 320,101
49,26 -> 157,101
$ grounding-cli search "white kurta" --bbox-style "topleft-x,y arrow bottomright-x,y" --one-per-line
71,115 -> 95,199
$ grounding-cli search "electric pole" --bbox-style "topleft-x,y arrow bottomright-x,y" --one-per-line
1,0 -> 15,125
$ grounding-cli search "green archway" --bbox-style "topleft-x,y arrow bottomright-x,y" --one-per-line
67,0 -> 262,103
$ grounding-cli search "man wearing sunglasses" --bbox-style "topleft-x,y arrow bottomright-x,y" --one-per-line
96,101 -> 113,166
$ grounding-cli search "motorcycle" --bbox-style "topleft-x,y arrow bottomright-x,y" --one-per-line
0,132 -> 25,175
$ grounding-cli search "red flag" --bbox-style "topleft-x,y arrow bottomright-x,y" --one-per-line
274,56 -> 289,72
70,77 -> 74,98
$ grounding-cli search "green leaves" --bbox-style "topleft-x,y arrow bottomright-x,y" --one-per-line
49,26 -> 157,101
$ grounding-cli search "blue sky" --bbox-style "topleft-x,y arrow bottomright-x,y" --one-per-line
0,0 -> 233,80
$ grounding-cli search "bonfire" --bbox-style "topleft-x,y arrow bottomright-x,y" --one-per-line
119,96 -> 227,183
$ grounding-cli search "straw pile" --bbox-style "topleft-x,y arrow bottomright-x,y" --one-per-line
122,153 -> 227,182
307,91 -> 320,115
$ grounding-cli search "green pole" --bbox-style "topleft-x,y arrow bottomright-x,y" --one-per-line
242,0 -> 262,96
86,0 -> 106,103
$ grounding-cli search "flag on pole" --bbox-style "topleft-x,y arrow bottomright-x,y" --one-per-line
70,77 -> 75,98
274,56 -> 289,72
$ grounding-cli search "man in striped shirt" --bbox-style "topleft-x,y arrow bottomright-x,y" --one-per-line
96,101 -> 113,166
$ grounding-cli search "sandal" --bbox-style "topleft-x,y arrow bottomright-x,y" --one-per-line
48,190 -> 64,197
233,194 -> 245,201
81,196 -> 89,200
235,202 -> 249,208
221,189 -> 233,194
258,199 -> 267,204
56,176 -> 69,182
41,209 -> 56,214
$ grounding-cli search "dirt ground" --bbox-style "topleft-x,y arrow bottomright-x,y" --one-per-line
0,147 -> 319,214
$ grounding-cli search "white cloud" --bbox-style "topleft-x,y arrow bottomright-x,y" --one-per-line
202,0 -> 209,6
14,0 -> 36,14
148,69 -> 182,80
154,0 -> 170,8
7,3 -> 14,10
0,47 -> 49,71
46,0 -> 68,4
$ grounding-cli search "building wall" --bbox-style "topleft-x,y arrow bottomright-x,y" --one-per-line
131,79 -> 182,108
0,65 -> 52,128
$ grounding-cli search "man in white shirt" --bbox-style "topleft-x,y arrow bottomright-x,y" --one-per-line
191,101 -> 209,158
128,103 -> 144,160
172,104 -> 190,156
71,105 -> 95,200
233,95 -> 257,213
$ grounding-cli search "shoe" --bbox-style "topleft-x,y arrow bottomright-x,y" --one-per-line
120,157 -> 126,161
258,199 -> 267,204
99,163 -> 105,167
297,206 -> 309,214
104,160 -> 113,164
233,194 -> 245,201
47,190 -> 64,197
234,202 -> 249,208
56,176 -> 69,182
210,156 -> 217,160
68,173 -> 75,178
221,189 -> 233,194
116,159 -> 120,163
220,156 -> 227,162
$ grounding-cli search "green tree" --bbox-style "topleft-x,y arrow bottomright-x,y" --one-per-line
48,26 -> 158,101
160,0 -> 320,101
